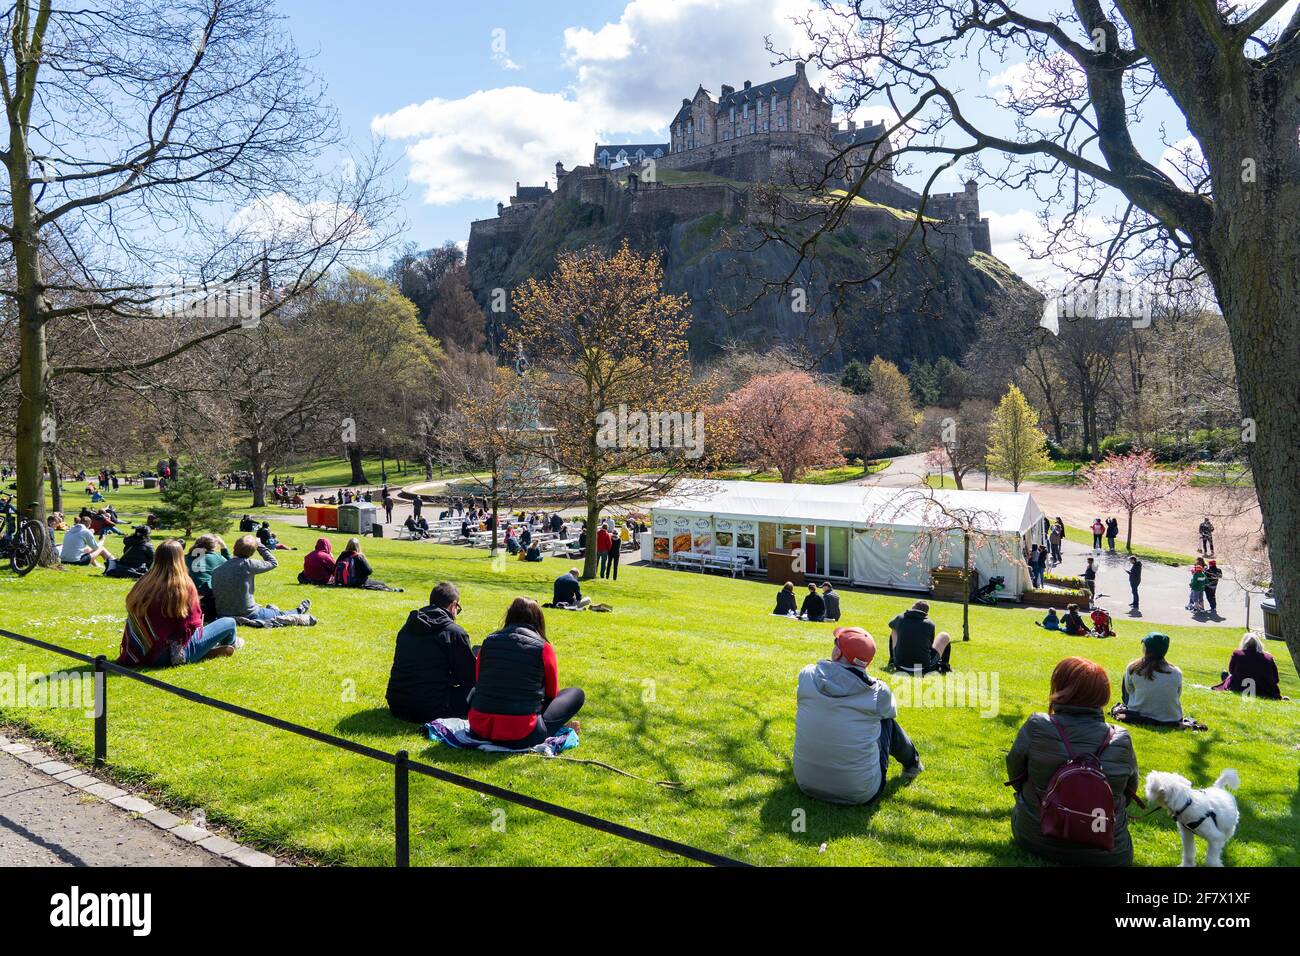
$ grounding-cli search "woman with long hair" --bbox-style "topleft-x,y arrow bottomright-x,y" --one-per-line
1005,657 -> 1140,866
468,597 -> 584,747
1120,632 -> 1184,724
118,539 -> 240,667
332,536 -> 401,591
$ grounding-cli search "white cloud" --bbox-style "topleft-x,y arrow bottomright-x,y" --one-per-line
984,207 -> 1116,290
227,193 -> 369,243
376,0 -> 829,205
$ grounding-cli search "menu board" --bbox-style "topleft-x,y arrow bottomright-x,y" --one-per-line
714,517 -> 735,560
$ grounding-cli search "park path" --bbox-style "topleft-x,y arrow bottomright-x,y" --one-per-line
0,745 -> 231,867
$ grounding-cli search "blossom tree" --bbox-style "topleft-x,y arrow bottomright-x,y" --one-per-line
1083,449 -> 1194,552
721,371 -> 850,482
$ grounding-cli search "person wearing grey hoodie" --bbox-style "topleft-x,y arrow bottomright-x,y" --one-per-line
793,627 -> 923,805
210,534 -> 315,626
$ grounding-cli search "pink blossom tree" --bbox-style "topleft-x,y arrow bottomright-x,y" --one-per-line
1083,450 -> 1194,552
721,371 -> 850,482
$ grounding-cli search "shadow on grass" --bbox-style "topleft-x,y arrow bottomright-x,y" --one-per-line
334,707 -> 424,738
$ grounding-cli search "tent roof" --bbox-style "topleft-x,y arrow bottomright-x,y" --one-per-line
650,479 -> 1042,535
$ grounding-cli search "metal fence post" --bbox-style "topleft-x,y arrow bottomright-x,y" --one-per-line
93,655 -> 107,767
394,749 -> 409,867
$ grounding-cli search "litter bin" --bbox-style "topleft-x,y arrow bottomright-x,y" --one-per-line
142,477 -> 157,489
372,522 -> 384,538
1261,597 -> 1281,641
337,504 -> 361,534
354,503 -> 376,537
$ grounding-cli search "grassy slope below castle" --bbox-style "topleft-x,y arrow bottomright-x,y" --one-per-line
1,504 -> 1295,867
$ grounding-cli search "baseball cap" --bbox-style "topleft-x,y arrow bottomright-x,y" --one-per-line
833,627 -> 877,668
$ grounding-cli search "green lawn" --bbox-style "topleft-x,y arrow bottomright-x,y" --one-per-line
1,505 -> 1296,867
715,461 -> 888,485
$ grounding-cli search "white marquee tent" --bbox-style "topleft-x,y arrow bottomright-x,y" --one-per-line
647,479 -> 1046,597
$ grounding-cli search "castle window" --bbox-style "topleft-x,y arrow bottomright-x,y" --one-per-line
795,116 -> 800,130
772,94 -> 777,112
763,121 -> 768,131
730,106 -> 735,122
742,103 -> 748,118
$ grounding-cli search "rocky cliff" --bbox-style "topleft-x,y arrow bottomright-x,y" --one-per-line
466,167 -> 1041,371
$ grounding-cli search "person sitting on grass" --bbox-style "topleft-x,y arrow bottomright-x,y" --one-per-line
819,582 -> 841,622
298,537 -> 336,585
1005,656 -> 1140,866
103,526 -> 155,579
505,529 -> 521,555
1089,606 -> 1116,637
1061,604 -> 1091,636
887,600 -> 952,673
1037,608 -> 1061,631
1212,633 -> 1285,700
793,626 -> 923,805
386,581 -> 477,723
332,537 -> 402,591
800,582 -> 827,622
257,521 -> 295,551
552,567 -> 591,608
522,540 -> 544,562
1116,632 -> 1184,725
210,534 -> 315,627
59,514 -> 114,569
117,539 -> 241,667
773,581 -> 798,616
468,597 -> 584,747
187,534 -> 229,620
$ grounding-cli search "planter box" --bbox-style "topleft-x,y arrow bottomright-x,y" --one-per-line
931,566 -> 975,601
1022,588 -> 1091,610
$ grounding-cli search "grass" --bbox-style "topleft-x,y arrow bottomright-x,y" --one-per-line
1,494 -> 1297,867
713,463 -> 886,485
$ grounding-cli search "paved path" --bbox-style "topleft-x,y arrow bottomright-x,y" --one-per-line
0,750 -> 230,867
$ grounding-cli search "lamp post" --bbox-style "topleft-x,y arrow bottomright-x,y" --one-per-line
380,427 -> 388,486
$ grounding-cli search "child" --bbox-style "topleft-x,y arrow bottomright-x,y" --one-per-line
1089,606 -> 1116,637
1037,608 -> 1060,631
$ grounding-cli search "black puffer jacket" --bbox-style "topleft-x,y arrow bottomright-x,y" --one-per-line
385,606 -> 476,724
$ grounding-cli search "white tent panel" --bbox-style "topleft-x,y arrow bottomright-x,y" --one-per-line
851,530 -> 934,590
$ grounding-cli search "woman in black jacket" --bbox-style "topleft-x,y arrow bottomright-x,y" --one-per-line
773,581 -> 798,616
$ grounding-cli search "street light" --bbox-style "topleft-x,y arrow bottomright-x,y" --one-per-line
380,427 -> 388,486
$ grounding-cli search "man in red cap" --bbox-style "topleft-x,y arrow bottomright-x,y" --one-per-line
792,626 -> 924,805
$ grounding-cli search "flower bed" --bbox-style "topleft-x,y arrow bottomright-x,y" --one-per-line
1021,585 -> 1091,610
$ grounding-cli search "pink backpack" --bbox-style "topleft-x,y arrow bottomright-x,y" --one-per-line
1039,717 -> 1118,850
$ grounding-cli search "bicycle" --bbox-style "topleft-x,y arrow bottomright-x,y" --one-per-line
1,496 -> 47,576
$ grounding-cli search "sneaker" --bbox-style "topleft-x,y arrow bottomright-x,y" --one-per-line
296,598 -> 312,615
902,761 -> 925,781
232,636 -> 246,650
305,615 -> 317,627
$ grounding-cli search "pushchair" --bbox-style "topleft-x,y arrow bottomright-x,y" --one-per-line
971,575 -> 1005,605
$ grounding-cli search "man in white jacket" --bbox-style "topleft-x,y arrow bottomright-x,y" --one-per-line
793,627 -> 923,805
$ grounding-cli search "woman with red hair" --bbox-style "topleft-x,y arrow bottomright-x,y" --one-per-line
1006,657 -> 1140,866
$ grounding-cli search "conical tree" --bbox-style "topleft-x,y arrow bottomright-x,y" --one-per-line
986,385 -> 1051,492
151,472 -> 232,538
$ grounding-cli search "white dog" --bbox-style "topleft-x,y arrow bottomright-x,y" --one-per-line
1144,768 -> 1240,866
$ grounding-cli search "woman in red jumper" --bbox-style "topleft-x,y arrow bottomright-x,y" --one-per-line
118,539 -> 240,667
469,598 -> 584,746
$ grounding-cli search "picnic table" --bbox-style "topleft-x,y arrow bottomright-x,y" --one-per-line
670,551 -> 753,577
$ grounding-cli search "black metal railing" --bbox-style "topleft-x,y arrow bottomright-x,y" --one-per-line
0,627 -> 747,867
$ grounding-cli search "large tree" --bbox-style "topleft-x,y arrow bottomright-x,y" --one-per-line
790,1 -> 1300,669
986,385 -> 1052,491
509,243 -> 718,579
1,0 -> 391,534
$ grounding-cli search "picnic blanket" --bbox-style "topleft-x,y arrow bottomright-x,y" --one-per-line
423,717 -> 579,757
1110,704 -> 1207,731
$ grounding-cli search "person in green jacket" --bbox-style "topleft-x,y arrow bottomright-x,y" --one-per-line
1187,565 -> 1208,612
187,534 -> 229,596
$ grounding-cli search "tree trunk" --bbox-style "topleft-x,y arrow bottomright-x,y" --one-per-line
251,456 -> 268,508
49,449 -> 62,515
582,482 -> 600,580
962,531 -> 971,641
347,444 -> 368,484
1125,507 -> 1134,552
1204,224 -> 1300,676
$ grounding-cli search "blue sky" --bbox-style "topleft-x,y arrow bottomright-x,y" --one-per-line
274,0 -> 1296,286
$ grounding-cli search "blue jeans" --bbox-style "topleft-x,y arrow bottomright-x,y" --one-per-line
249,605 -> 284,622
184,617 -> 239,663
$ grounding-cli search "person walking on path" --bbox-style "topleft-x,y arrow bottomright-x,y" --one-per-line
1049,519 -> 1064,565
1127,556 -> 1142,611
596,523 -> 613,579
1199,518 -> 1215,557
1083,557 -> 1097,602
1187,564 -> 1208,612
1090,518 -> 1105,551
383,494 -> 395,524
